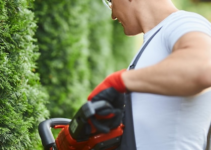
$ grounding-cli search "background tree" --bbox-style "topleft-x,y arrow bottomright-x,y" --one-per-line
34,0 -> 136,119
0,0 -> 49,149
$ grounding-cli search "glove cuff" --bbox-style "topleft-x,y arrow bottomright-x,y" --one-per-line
107,69 -> 127,93
88,69 -> 127,101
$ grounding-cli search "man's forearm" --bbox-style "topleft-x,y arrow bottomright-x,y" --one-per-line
122,49 -> 211,96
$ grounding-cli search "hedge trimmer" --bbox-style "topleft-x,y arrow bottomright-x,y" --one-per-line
39,100 -> 124,150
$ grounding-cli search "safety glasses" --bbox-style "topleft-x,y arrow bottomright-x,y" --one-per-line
102,0 -> 112,9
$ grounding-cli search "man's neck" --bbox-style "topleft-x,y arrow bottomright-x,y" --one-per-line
136,0 -> 178,33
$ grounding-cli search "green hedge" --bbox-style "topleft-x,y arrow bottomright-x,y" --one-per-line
0,0 -> 49,149
34,0 -> 91,118
34,0 -> 135,119
87,0 -> 114,88
112,21 -> 136,71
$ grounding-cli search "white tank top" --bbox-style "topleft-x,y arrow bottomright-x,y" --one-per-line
129,10 -> 211,150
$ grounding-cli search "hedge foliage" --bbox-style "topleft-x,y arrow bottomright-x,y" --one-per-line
0,0 -> 49,149
34,0 -> 135,118
34,0 -> 91,118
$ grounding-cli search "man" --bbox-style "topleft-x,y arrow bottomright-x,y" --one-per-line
88,0 -> 211,150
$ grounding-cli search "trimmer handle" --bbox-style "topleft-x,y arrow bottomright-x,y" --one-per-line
38,118 -> 71,150
38,100 -> 113,149
68,100 -> 114,141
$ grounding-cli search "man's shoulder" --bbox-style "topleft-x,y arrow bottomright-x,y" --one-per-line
165,10 -> 210,26
160,10 -> 211,52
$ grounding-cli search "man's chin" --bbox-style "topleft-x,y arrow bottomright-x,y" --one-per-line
123,27 -> 141,36
122,26 -> 142,36
124,30 -> 140,36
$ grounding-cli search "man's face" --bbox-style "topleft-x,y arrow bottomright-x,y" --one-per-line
111,0 -> 142,36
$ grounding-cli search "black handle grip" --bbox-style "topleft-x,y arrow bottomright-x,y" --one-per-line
81,101 -> 113,119
92,100 -> 113,111
38,118 -> 71,150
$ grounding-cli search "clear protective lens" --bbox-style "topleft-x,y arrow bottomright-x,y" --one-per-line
102,0 -> 112,9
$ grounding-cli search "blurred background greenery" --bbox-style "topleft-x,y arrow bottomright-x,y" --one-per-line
173,0 -> 211,20
0,0 -> 211,149
34,0 -> 136,119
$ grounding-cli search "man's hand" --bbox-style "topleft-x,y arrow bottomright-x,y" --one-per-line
87,69 -> 127,133
88,69 -> 127,109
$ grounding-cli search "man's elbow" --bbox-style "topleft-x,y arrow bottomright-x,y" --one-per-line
197,62 -> 211,89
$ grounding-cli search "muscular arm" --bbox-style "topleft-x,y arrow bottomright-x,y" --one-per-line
122,32 -> 211,96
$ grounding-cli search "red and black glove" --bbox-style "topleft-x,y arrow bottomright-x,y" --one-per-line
88,69 -> 127,108
87,69 -> 127,133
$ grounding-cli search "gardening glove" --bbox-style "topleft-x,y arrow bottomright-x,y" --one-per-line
87,69 -> 127,133
89,106 -> 123,133
88,69 -> 127,108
